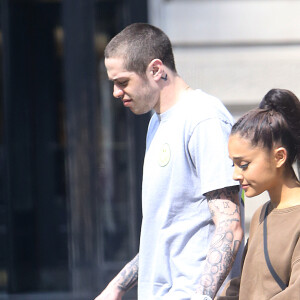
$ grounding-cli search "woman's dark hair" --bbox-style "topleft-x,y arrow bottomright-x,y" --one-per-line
231,88 -> 300,165
104,23 -> 177,77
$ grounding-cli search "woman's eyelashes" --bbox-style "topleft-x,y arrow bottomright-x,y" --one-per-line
239,162 -> 250,170
232,162 -> 250,170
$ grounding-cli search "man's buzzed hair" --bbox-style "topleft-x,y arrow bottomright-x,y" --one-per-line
104,23 -> 177,76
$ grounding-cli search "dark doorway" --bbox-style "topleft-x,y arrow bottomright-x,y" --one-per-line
0,0 -> 148,298
1,0 -> 68,293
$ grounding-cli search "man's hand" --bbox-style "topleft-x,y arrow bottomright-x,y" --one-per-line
94,254 -> 139,300
94,280 -> 125,300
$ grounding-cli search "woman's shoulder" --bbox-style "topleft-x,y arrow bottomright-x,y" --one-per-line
249,200 -> 300,236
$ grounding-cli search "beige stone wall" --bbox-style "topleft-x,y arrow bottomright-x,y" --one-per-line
149,0 -> 300,237
150,0 -> 300,44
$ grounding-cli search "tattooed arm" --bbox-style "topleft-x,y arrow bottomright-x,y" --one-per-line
94,253 -> 139,300
195,186 -> 243,298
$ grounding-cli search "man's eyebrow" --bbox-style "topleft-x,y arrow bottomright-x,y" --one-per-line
112,77 -> 128,82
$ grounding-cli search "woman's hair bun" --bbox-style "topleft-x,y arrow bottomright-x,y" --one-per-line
233,88 -> 300,165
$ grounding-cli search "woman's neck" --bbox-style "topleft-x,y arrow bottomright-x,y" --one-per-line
269,168 -> 300,209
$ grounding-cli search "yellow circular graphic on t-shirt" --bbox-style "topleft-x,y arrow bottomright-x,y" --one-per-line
158,143 -> 171,167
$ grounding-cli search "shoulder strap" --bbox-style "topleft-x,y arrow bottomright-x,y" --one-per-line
263,202 -> 287,290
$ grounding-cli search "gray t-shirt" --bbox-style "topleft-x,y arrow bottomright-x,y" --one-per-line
138,89 -> 242,299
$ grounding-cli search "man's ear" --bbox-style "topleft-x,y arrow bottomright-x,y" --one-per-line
274,147 -> 288,168
148,59 -> 163,80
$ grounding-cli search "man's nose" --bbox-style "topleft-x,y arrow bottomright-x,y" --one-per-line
113,85 -> 124,99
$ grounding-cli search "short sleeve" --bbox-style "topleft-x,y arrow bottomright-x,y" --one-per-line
188,117 -> 238,195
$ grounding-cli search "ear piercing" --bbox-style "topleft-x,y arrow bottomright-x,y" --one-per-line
161,74 -> 167,81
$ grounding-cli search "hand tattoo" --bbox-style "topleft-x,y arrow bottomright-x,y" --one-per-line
117,254 -> 139,292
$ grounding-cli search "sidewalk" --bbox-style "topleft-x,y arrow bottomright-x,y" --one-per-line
0,291 -> 137,300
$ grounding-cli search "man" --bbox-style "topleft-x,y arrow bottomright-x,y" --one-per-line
95,23 -> 244,300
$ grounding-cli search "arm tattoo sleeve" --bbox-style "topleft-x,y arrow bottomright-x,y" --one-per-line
117,254 -> 139,292
205,185 -> 240,202
197,186 -> 242,297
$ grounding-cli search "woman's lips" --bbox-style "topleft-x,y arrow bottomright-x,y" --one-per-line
241,184 -> 249,190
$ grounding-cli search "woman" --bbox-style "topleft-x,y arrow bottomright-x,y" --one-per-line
218,88 -> 300,299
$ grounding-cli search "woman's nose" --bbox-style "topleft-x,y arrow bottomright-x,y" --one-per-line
113,85 -> 124,99
232,166 -> 243,181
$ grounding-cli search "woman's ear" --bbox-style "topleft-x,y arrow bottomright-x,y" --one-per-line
274,147 -> 288,168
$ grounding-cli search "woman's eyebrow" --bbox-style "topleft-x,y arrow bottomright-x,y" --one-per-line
232,156 -> 244,160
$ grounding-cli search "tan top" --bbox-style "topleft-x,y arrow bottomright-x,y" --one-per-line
218,201 -> 300,300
